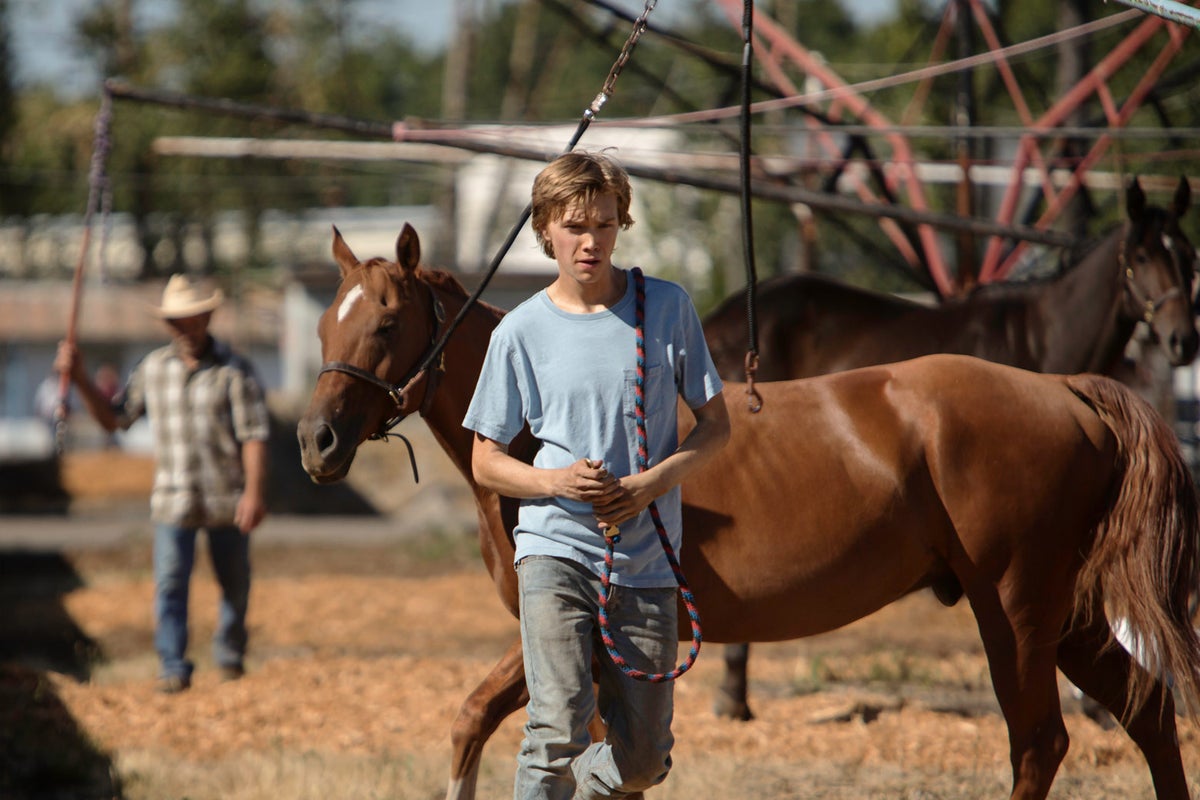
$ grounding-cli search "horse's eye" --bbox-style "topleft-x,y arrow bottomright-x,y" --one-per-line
376,318 -> 398,337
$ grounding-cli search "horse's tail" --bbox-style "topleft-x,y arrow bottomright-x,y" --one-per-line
1066,373 -> 1200,717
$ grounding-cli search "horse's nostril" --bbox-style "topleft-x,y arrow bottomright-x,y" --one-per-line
315,422 -> 336,455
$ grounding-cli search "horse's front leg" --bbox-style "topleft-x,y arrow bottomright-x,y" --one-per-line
713,642 -> 754,720
447,637 -> 528,800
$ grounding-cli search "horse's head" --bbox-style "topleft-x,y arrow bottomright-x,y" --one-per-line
1123,175 -> 1198,366
1162,177 -> 1200,311
297,223 -> 445,483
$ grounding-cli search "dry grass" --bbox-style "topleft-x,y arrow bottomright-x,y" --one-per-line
6,440 -> 1199,798
3,530 -> 1194,800
7,424 -> 1190,796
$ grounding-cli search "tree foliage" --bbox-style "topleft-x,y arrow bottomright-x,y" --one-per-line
0,0 -> 22,216
3,0 -> 1199,291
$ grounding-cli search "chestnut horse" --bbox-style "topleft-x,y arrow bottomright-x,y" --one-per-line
703,175 -> 1199,721
297,225 -> 1200,800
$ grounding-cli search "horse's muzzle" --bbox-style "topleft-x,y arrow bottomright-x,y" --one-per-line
1169,327 -> 1200,366
297,415 -> 357,483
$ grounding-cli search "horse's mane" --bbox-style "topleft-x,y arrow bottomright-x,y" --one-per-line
977,203 -> 1174,300
417,264 -> 510,319
960,221 -> 1127,302
353,257 -> 468,297
418,265 -> 469,297
353,256 -> 510,321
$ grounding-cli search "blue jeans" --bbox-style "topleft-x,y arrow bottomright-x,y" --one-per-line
153,523 -> 250,680
515,556 -> 677,800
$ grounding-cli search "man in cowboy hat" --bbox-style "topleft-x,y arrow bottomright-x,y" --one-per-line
56,274 -> 270,694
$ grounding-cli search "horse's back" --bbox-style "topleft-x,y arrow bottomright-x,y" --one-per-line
704,272 -> 931,381
693,353 -> 1115,521
703,273 -> 1056,382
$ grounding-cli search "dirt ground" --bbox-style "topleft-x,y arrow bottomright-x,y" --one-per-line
5,449 -> 1200,799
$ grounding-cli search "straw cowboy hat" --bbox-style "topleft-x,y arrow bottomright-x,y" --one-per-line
153,274 -> 224,319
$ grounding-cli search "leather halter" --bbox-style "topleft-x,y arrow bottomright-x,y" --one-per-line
1120,226 -> 1185,325
317,281 -> 448,443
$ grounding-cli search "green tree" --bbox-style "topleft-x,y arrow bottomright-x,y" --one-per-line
8,0 -> 1195,294
75,0 -> 139,81
0,0 -> 21,216
271,0 -> 446,210
154,0 -> 278,276
74,0 -> 169,279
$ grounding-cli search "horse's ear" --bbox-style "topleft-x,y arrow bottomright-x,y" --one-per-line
1172,175 -> 1191,219
1126,176 -> 1146,223
332,225 -> 359,277
396,223 -> 421,273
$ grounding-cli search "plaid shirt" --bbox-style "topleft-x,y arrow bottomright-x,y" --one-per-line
116,337 -> 270,527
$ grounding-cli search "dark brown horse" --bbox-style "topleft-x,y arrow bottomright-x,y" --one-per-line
704,176 -> 1198,720
298,225 -> 1200,800
706,176 -> 1196,383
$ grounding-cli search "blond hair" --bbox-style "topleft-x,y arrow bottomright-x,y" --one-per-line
531,151 -> 635,258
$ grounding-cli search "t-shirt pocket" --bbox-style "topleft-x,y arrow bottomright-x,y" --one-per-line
624,363 -> 668,420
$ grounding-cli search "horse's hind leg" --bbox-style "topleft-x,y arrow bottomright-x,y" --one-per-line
1057,617 -> 1189,800
445,637 -> 608,800
970,588 -> 1071,800
447,638 -> 528,800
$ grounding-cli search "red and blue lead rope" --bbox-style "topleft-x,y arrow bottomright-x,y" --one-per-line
597,267 -> 702,682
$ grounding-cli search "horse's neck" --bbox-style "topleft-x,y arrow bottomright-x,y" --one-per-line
1037,229 -> 1132,373
420,298 -> 501,482
417,292 -> 520,611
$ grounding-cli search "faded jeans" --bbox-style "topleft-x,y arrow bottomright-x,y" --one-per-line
154,523 -> 250,680
515,555 -> 677,800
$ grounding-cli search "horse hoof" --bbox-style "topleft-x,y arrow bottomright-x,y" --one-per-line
712,696 -> 755,721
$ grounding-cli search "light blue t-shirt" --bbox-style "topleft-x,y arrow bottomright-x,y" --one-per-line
463,269 -> 723,587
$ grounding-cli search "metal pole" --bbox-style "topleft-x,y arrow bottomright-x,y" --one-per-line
56,89 -> 113,454
1108,0 -> 1200,28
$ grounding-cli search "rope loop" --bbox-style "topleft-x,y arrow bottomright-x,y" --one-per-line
597,267 -> 702,683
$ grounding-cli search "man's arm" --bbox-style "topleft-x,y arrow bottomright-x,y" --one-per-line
235,438 -> 269,533
53,341 -> 122,432
471,432 -> 621,504
591,391 -> 730,530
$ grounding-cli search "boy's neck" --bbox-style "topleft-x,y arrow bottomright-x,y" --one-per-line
548,267 -> 627,314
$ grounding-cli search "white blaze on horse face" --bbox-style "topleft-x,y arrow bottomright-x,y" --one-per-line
337,284 -> 364,324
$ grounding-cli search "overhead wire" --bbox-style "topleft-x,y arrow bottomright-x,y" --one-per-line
605,8 -> 1145,128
